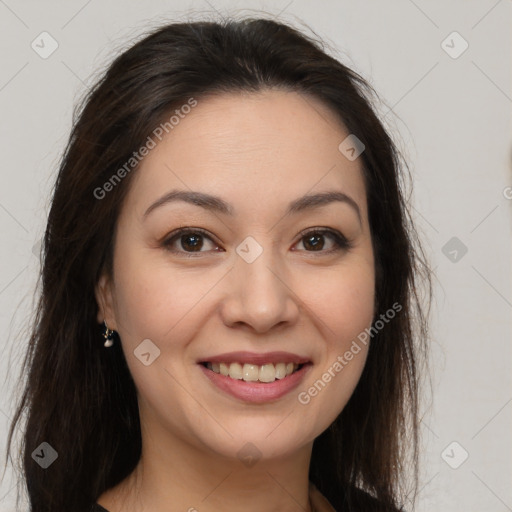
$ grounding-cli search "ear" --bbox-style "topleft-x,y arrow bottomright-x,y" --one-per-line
95,272 -> 118,330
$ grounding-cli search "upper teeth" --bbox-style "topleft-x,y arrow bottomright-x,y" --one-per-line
206,362 -> 299,382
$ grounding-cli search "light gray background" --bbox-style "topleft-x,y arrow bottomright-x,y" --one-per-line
0,1 -> 510,510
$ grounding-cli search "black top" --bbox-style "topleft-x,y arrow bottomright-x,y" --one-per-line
91,505 -> 109,512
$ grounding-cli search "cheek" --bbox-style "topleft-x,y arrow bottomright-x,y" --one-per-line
322,261 -> 375,378
298,258 -> 375,344
111,241 -> 210,342
293,259 -> 374,427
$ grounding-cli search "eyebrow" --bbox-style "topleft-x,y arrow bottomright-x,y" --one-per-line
143,189 -> 362,225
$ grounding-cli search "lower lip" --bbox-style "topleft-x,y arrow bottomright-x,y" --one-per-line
199,363 -> 312,403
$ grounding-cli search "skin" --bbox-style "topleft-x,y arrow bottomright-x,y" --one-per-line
95,89 -> 375,512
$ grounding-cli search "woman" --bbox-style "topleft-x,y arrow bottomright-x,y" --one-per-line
5,16 -> 431,512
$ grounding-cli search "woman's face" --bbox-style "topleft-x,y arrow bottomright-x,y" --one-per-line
96,89 -> 375,462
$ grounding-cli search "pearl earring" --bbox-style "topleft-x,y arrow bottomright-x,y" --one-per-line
103,321 -> 115,347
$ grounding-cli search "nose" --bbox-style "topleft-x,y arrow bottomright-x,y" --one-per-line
219,247 -> 300,334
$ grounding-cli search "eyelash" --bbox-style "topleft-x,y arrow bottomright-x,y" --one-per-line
162,226 -> 353,258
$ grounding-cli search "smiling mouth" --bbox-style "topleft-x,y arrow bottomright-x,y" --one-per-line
200,361 -> 305,383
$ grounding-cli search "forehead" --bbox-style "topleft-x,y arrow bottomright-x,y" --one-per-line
123,89 -> 368,222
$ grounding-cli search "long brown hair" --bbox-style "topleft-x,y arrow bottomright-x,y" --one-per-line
5,16 -> 432,512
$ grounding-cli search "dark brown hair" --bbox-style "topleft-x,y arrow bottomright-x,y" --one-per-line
5,16 -> 431,512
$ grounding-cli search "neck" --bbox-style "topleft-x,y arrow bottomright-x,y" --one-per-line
98,422 -> 314,512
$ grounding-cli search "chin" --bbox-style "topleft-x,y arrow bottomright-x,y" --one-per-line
194,415 -> 316,463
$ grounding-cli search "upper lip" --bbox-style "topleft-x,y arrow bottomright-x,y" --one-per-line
198,351 -> 311,366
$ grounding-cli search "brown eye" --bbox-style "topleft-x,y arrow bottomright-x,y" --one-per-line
295,228 -> 352,253
163,228 -> 220,257
177,232 -> 204,252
